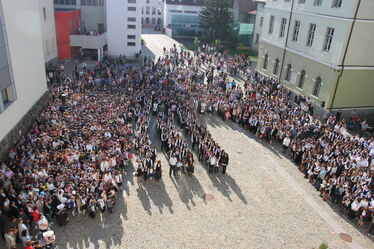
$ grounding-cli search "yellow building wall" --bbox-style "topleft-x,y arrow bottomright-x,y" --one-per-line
332,69 -> 374,108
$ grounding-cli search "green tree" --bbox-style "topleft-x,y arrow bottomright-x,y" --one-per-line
194,37 -> 201,47
198,0 -> 232,42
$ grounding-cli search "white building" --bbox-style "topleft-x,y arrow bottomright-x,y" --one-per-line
0,0 -> 48,141
106,0 -> 142,57
141,0 -> 164,28
38,0 -> 58,64
163,0 -> 203,37
252,0 -> 266,51
257,0 -> 374,115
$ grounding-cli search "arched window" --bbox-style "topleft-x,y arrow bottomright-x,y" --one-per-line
141,18 -> 144,24
152,18 -> 156,24
157,18 -> 162,25
273,58 -> 279,75
285,64 -> 292,81
146,18 -> 149,24
313,77 -> 322,96
263,54 -> 268,69
298,70 -> 305,88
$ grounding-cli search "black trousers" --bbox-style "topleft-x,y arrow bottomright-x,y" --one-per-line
169,165 -> 176,176
222,165 -> 227,174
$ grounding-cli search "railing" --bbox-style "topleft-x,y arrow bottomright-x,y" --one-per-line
70,32 -> 107,49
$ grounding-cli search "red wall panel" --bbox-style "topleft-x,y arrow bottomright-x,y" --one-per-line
55,10 -> 80,60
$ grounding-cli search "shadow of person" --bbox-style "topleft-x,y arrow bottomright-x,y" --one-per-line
136,184 -> 152,216
142,179 -> 174,214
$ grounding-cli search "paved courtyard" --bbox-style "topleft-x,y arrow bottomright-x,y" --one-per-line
50,34 -> 374,249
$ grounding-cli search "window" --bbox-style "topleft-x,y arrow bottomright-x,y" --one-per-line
152,18 -> 155,24
128,0 -> 136,3
145,18 -> 149,24
268,15 -> 274,34
152,7 -> 156,15
43,8 -> 47,22
292,20 -> 300,41
128,17 -> 136,22
313,0 -> 322,6
298,70 -> 306,88
146,7 -> 150,14
255,34 -> 260,44
127,42 -> 136,46
313,77 -> 322,97
141,18 -> 144,24
323,27 -> 334,52
1,88 -> 10,105
332,0 -> 342,8
273,59 -> 279,75
306,24 -> 316,47
142,7 -> 144,14
263,54 -> 268,69
98,0 -> 104,6
279,18 -> 287,37
92,0 -> 98,6
146,0 -> 150,3
157,18 -> 162,25
259,17 -> 264,27
298,0 -> 305,3
128,6 -> 136,11
284,0 -> 290,2
285,64 -> 292,81
127,35 -> 136,39
158,7 -> 162,15
128,24 -> 136,29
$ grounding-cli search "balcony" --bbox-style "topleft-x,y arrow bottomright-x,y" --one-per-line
70,32 -> 107,49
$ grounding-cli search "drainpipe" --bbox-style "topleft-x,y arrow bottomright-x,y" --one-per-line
329,0 -> 362,109
278,0 -> 295,81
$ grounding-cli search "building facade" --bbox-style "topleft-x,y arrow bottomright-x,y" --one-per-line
107,0 -> 142,57
164,0 -> 203,37
141,0 -> 164,28
39,0 -> 58,64
54,0 -> 141,59
0,0 -> 48,142
257,0 -> 374,115
252,0 -> 266,51
232,0 -> 257,46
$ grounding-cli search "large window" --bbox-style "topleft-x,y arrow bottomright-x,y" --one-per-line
128,24 -> 136,29
127,42 -> 136,46
313,77 -> 322,96
127,35 -> 136,39
128,6 -> 136,11
306,24 -> 316,47
292,20 -> 300,41
128,0 -> 136,3
279,18 -> 287,37
152,18 -> 156,25
285,64 -> 292,81
263,54 -> 268,70
152,7 -> 156,15
146,7 -> 150,14
323,27 -> 334,52
268,15 -> 274,34
332,0 -> 342,8
298,0 -> 305,3
273,59 -> 279,75
157,18 -> 162,25
128,17 -> 136,22
259,17 -> 264,27
298,70 -> 306,88
313,0 -> 322,6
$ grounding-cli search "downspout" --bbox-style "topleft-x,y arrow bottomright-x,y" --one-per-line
278,0 -> 295,80
329,0 -> 361,109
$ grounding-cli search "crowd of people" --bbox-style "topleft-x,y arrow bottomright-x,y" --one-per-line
0,40 -> 373,249
188,44 -> 374,235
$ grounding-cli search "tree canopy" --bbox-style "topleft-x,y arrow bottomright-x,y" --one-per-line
198,0 -> 233,42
